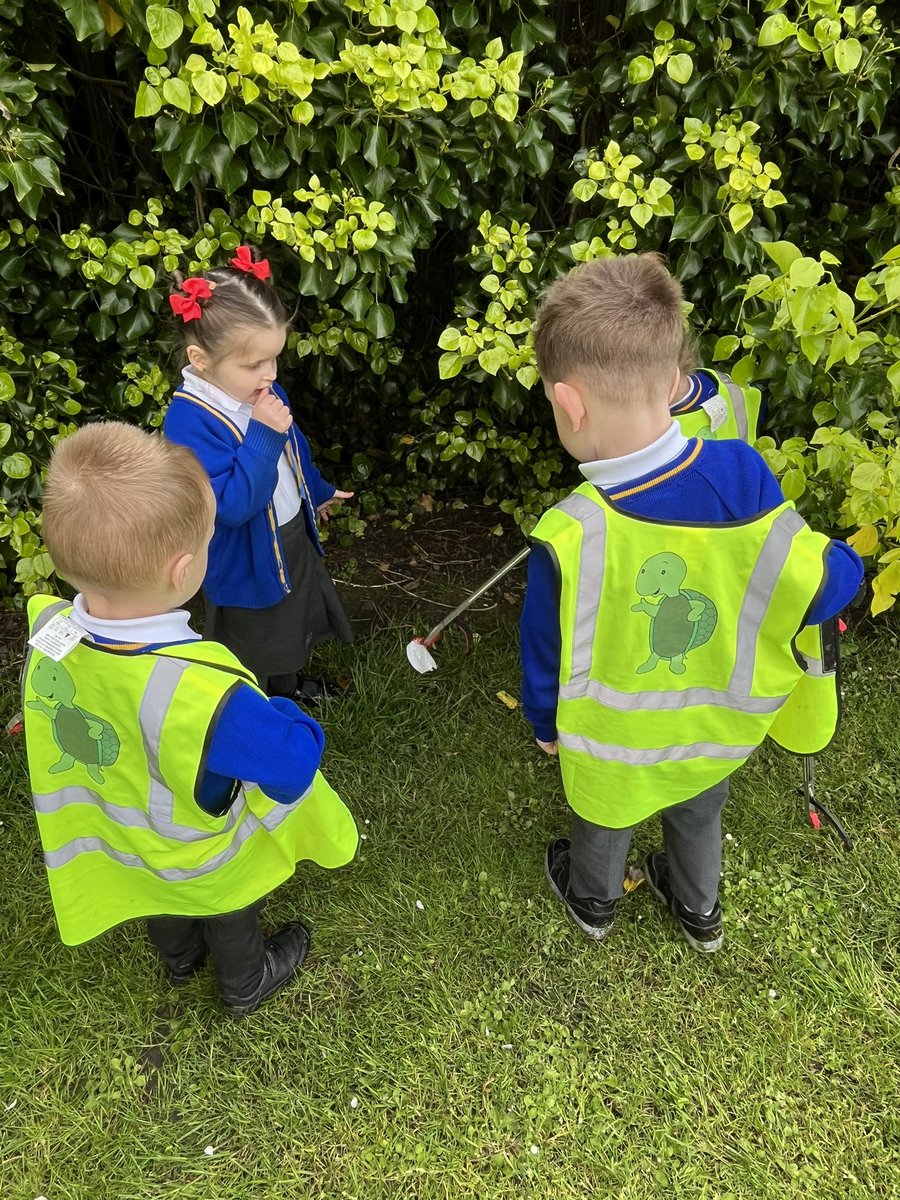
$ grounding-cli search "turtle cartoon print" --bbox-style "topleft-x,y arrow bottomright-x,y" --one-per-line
28,657 -> 120,785
631,552 -> 718,675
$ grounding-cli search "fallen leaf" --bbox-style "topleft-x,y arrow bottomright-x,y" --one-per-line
419,494 -> 434,513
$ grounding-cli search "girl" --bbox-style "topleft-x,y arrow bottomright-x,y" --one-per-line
163,245 -> 354,700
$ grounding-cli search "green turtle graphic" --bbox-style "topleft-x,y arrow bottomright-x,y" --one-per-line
27,657 -> 120,785
631,552 -> 718,675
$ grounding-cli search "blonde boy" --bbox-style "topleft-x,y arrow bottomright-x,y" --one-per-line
24,423 -> 356,1014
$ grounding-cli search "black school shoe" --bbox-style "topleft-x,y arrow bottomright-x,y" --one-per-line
167,952 -> 207,986
295,675 -> 348,704
642,850 -> 724,954
545,839 -> 618,941
221,922 -> 311,1017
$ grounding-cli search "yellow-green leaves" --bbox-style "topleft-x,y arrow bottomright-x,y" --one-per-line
146,5 -> 184,49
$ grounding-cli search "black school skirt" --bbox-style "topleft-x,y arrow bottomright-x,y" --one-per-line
203,506 -> 353,686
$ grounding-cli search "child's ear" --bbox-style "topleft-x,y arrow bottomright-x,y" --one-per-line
553,381 -> 587,434
186,344 -> 209,373
169,551 -> 194,592
667,366 -> 682,404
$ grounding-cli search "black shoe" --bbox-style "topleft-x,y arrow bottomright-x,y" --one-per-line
295,675 -> 349,704
544,839 -> 617,941
166,952 -> 206,986
642,851 -> 724,954
221,922 -> 311,1017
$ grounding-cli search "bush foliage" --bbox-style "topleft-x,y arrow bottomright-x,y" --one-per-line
0,0 -> 898,606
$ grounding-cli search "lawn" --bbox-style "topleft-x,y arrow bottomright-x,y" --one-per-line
1,602 -> 899,1199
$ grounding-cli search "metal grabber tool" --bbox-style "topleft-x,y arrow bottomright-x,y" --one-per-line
406,546 -> 531,673
801,754 -> 853,852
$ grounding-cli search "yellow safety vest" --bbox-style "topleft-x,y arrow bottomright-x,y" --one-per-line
23,596 -> 358,945
531,483 -> 837,828
671,369 -> 762,443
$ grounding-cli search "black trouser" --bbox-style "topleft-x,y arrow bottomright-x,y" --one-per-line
146,900 -> 267,998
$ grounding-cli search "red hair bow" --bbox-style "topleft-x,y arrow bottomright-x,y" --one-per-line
230,245 -> 271,280
169,277 -> 213,323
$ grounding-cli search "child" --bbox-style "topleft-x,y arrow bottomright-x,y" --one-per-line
163,245 -> 353,702
521,254 -> 862,953
23,423 -> 358,1015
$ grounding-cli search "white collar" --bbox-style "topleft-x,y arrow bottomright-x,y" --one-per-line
578,421 -> 689,490
71,594 -> 200,646
181,366 -> 252,416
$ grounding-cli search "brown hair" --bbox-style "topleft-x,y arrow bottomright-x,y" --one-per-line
171,245 -> 287,362
43,423 -> 213,592
532,254 -> 685,399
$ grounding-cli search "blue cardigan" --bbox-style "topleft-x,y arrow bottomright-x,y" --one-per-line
163,382 -> 336,609
520,438 -> 864,743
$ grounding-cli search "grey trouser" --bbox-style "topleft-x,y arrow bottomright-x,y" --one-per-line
568,778 -> 730,914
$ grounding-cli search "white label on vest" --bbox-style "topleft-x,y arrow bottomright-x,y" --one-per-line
28,614 -> 88,661
700,394 -> 729,432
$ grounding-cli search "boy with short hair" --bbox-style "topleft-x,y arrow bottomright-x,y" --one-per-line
522,254 -> 862,952
23,423 -> 357,1015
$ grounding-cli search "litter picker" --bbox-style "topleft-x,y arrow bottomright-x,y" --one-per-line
405,545 -> 530,674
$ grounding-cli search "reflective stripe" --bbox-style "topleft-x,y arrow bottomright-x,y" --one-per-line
729,508 -> 805,693
558,678 -> 786,714
41,782 -> 313,878
556,490 -> 606,684
718,373 -> 748,442
139,656 -> 243,838
557,731 -> 755,765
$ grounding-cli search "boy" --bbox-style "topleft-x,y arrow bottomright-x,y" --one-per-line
23,423 -> 357,1014
521,255 -> 862,952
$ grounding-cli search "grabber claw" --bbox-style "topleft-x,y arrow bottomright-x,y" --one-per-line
801,755 -> 853,852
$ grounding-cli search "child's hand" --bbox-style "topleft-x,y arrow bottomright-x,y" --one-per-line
318,490 -> 354,522
536,738 -> 558,756
252,389 -> 293,434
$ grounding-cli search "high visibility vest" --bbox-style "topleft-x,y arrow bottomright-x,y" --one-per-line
22,596 -> 358,946
671,369 -> 762,443
531,483 -> 837,828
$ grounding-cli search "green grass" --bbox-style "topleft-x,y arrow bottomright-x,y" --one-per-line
2,613 -> 900,1198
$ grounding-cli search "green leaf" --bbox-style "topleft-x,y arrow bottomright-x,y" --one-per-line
780,468 -> 806,501
834,37 -> 862,73
135,82 -> 162,118
192,71 -> 227,106
2,452 -> 32,479
494,93 -> 518,122
61,0 -> 106,40
129,266 -> 156,290
789,257 -> 825,288
478,347 -> 507,374
887,361 -> 900,396
222,110 -> 258,149
851,462 -> 883,491
336,126 -> 361,164
758,13 -> 796,47
627,55 -> 655,85
666,54 -> 693,84
352,229 -> 378,252
654,20 -> 675,40
670,207 -> 716,243
438,352 -> 463,379
0,372 -> 14,402
162,78 -> 193,113
146,4 -> 184,48
728,203 -> 754,233
761,241 -> 802,275
712,335 -> 740,361
363,125 -> 388,168
366,303 -> 395,339
0,420 -> 11,448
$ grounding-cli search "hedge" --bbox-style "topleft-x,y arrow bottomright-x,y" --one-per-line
0,0 -> 898,607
